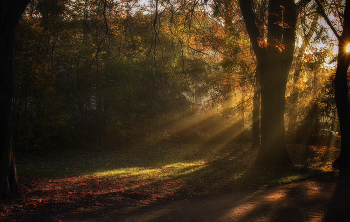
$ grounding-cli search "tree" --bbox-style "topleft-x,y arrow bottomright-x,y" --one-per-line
0,0 -> 31,198
287,12 -> 319,143
315,0 -> 350,169
12,0 -> 206,149
238,0 -> 309,167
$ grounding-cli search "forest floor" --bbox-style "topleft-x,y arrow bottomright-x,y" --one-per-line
0,142 -> 347,221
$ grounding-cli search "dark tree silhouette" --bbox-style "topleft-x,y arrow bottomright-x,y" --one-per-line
315,0 -> 350,169
239,0 -> 310,167
0,0 -> 31,199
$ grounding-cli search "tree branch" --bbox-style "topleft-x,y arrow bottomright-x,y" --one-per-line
342,0 -> 350,40
314,0 -> 341,40
238,0 -> 263,57
296,0 -> 312,12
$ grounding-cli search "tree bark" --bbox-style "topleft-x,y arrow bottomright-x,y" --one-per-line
239,0 -> 297,167
0,0 -> 30,199
257,49 -> 292,166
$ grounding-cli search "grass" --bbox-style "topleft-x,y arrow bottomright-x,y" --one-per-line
91,161 -> 206,178
16,144 -> 210,177
16,142 -> 338,186
266,169 -> 329,185
2,142 -> 339,220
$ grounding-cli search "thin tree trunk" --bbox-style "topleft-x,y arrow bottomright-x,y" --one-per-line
287,15 -> 319,139
251,76 -> 260,149
0,0 -> 30,199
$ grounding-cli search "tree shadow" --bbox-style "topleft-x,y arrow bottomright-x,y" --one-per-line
232,175 -> 336,222
92,144 -> 338,222
8,142 -> 342,221
101,171 -> 336,222
323,171 -> 350,222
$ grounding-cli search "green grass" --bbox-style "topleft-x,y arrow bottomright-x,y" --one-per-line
91,161 -> 206,178
2,143 -> 339,222
16,143 -> 338,195
263,168 -> 336,188
16,144 -> 210,177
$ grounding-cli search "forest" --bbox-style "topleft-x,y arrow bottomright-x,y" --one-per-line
1,0 -> 350,221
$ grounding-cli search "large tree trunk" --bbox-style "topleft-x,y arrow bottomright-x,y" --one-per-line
256,50 -> 292,166
313,0 -> 350,169
332,0 -> 350,168
0,0 -> 30,199
239,0 -> 297,168
333,49 -> 350,168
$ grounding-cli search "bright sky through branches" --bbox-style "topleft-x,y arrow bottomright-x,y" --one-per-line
346,43 -> 350,53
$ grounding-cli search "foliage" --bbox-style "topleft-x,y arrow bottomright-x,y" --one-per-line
285,4 -> 341,145
13,0 -> 205,151
12,0 -> 343,152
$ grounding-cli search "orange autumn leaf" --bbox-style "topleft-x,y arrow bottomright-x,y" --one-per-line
307,54 -> 312,62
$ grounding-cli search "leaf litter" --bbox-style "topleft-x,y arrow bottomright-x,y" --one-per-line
1,143 -> 339,220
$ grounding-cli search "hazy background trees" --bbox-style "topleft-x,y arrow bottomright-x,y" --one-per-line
11,0 -> 343,154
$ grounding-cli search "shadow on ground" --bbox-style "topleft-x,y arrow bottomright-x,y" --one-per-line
2,143 -> 346,222
96,173 -> 344,222
323,172 -> 350,222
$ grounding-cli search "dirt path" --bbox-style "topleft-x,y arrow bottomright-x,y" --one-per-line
65,175 -> 350,222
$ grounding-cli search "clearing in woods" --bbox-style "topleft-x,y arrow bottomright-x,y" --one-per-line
1,142 -> 346,222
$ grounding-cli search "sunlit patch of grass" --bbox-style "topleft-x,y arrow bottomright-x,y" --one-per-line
263,168 -> 334,189
91,161 -> 207,179
267,173 -> 311,187
11,143 -> 341,220
92,167 -> 158,178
